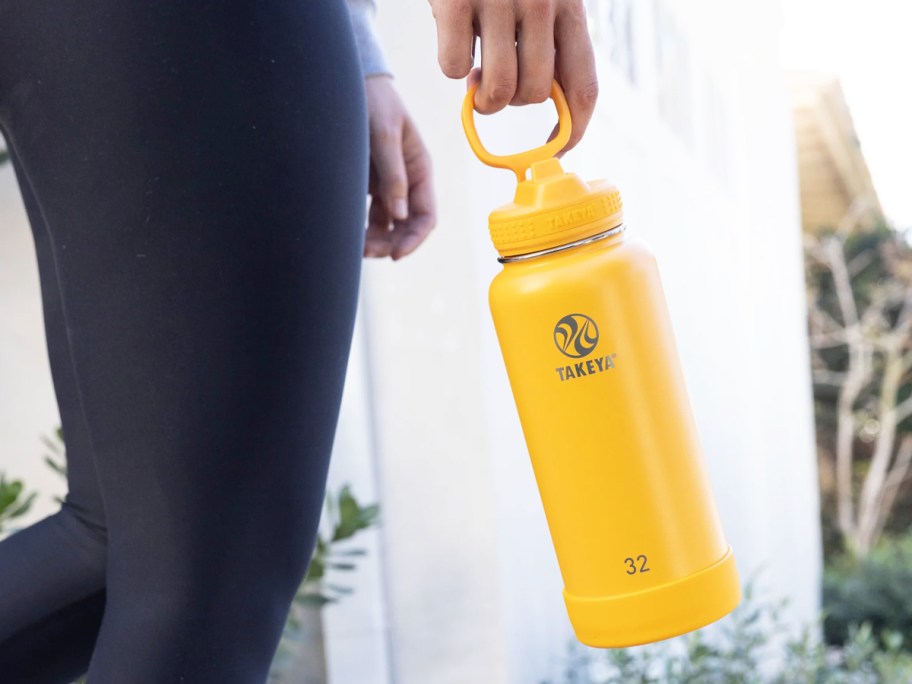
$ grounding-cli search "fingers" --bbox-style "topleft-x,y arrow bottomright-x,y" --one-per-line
365,120 -> 437,261
365,186 -> 435,261
390,178 -> 436,260
513,1 -> 555,105
554,3 -> 598,153
474,2 -> 518,114
432,0 -> 475,79
432,1 -> 598,151
391,125 -> 436,260
370,120 -> 409,221
364,165 -> 394,258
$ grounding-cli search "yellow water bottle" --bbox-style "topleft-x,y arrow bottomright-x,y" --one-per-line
462,82 -> 741,648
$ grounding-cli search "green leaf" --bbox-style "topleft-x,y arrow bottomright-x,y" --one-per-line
305,555 -> 325,582
327,562 -> 357,571
359,504 -> 381,527
328,547 -> 368,557
293,593 -> 336,608
44,455 -> 66,477
313,535 -> 329,557
5,491 -> 37,519
331,487 -> 379,542
0,479 -> 23,503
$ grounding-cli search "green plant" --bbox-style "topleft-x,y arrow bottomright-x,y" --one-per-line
42,426 -> 67,505
0,472 -> 36,537
0,146 -> 9,166
824,530 -> 912,647
553,580 -> 912,684
293,483 -> 380,608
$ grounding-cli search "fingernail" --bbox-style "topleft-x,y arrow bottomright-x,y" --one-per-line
393,199 -> 408,220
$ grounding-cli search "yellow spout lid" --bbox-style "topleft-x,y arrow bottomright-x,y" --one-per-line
462,81 -> 624,258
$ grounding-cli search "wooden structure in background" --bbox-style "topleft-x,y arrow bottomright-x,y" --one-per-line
789,72 -> 882,233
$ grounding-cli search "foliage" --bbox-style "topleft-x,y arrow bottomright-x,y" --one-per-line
0,145 -> 8,167
805,220 -> 912,558
553,581 -> 912,684
0,472 -> 36,537
291,483 -> 380,610
0,424 -> 50,540
42,426 -> 67,505
824,531 -> 912,648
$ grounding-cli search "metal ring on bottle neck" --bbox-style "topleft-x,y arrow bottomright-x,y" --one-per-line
496,223 -> 627,264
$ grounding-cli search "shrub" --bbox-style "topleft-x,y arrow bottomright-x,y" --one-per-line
824,531 -> 912,647
0,472 -> 36,537
553,582 -> 912,684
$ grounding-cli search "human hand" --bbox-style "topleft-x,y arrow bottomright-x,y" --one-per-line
363,76 -> 437,261
429,0 -> 598,154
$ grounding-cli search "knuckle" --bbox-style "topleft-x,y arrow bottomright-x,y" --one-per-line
373,125 -> 401,146
521,83 -> 551,104
385,176 -> 409,197
436,0 -> 475,24
432,0 -> 464,17
523,0 -> 553,19
576,80 -> 599,109
446,0 -> 474,14
380,169 -> 408,199
457,0 -> 476,17
483,0 -> 512,13
485,80 -> 518,107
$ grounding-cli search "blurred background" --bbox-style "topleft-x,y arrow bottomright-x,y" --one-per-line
2,0 -> 911,682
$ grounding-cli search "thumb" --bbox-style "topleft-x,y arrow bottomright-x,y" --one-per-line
372,125 -> 409,221
467,66 -> 482,92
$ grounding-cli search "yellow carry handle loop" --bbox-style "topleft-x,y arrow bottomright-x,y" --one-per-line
461,80 -> 573,183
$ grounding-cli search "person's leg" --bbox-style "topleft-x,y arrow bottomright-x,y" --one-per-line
0,590 -> 106,684
0,1 -> 367,682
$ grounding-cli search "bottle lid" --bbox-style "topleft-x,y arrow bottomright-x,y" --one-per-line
462,81 -> 624,258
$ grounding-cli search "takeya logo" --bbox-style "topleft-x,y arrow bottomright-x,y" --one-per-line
553,313 -> 599,358
552,313 -> 618,382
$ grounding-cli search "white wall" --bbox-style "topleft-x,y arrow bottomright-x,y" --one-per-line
0,154 -> 67,526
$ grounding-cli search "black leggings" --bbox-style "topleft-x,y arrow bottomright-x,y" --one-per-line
0,2 -> 367,681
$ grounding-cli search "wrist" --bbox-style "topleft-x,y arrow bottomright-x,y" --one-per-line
346,0 -> 392,78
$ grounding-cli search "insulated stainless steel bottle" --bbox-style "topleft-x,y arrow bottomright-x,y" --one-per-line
462,81 -> 741,647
